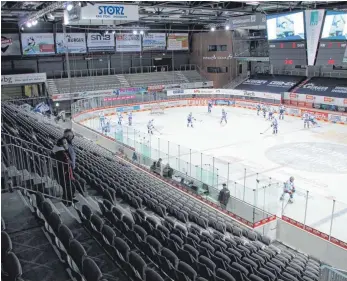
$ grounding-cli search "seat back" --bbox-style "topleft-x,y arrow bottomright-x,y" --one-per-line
82,257 -> 103,281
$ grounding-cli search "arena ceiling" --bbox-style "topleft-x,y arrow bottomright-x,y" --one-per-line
2,1 -> 347,30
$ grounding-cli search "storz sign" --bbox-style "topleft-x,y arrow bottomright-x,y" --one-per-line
81,4 -> 139,21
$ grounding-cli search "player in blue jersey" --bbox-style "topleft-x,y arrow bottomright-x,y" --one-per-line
128,112 -> 133,126
268,108 -> 274,121
279,105 -> 285,120
208,101 -> 213,113
309,113 -> 318,127
271,116 -> 278,134
187,112 -> 195,127
220,109 -> 227,124
256,104 -> 261,116
99,112 -> 105,127
262,105 -> 267,118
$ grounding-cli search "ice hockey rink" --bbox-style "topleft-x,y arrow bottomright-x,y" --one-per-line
82,106 -> 347,242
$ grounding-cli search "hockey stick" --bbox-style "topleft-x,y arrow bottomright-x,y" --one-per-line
153,127 -> 162,135
260,126 -> 271,134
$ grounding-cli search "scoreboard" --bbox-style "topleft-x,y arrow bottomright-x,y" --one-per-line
268,41 -> 307,66
315,41 -> 347,66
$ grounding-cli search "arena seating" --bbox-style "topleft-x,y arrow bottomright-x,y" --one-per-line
48,70 -> 208,94
1,102 -> 322,281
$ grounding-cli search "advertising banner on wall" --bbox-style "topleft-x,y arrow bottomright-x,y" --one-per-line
116,34 -> 141,52
80,3 -> 139,21
283,92 -> 346,106
166,88 -> 282,100
295,78 -> 347,98
229,14 -> 266,29
115,87 -> 145,95
143,33 -> 166,51
1,34 -> 21,56
56,33 -> 87,54
1,73 -> 47,85
304,10 -> 325,65
167,33 -> 189,50
87,33 -> 115,52
21,33 -> 55,55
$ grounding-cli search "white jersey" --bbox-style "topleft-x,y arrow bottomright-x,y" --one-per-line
284,179 -> 295,193
302,113 -> 310,121
147,120 -> 154,128
272,118 -> 278,127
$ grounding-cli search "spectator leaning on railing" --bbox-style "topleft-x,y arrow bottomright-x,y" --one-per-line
63,129 -> 76,170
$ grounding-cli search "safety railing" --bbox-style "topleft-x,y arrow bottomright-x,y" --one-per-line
1,143 -> 74,205
70,94 -> 347,245
321,265 -> 347,281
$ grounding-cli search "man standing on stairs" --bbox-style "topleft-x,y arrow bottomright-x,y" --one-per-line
63,129 -> 76,170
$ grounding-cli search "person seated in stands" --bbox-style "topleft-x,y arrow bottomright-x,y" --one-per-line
150,162 -> 157,172
52,137 -> 75,206
218,183 -> 230,209
163,163 -> 174,178
156,158 -> 162,168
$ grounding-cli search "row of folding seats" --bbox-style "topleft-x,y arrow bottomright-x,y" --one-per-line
1,231 -> 23,281
77,204 -> 165,281
3,103 -> 322,278
33,193 -> 109,281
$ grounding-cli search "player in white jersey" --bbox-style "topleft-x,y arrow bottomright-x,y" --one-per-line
147,119 -> 154,134
103,119 -> 111,135
128,112 -> 133,126
187,112 -> 195,128
279,105 -> 285,120
99,112 -> 105,127
271,116 -> 278,134
302,112 -> 310,128
208,101 -> 213,113
220,109 -> 227,124
117,113 -> 123,125
280,176 -> 296,203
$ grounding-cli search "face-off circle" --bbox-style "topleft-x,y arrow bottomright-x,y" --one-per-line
266,142 -> 347,173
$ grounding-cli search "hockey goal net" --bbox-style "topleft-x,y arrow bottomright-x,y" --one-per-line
149,104 -> 165,115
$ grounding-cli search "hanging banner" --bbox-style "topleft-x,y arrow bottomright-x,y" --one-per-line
21,33 -> 55,55
116,34 -> 141,52
1,73 -> 47,85
305,10 -> 325,65
81,3 -> 139,20
1,34 -> 21,56
143,33 -> 166,51
56,33 -> 86,54
167,33 -> 189,50
87,33 -> 115,52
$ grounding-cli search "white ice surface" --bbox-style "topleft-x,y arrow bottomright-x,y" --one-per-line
82,106 -> 347,242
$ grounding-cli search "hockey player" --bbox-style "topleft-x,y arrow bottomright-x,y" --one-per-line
128,112 -> 133,126
208,101 -> 213,113
117,113 -> 123,125
309,113 -> 318,127
268,108 -> 274,121
279,105 -> 285,120
147,119 -> 154,134
103,119 -> 111,135
99,112 -> 105,127
187,112 -> 195,127
220,109 -> 227,124
280,176 -> 296,203
271,116 -> 278,134
302,111 -> 310,128
262,104 -> 267,118
256,104 -> 261,116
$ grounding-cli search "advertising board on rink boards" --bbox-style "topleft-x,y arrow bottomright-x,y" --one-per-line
166,88 -> 282,100
284,92 -> 346,107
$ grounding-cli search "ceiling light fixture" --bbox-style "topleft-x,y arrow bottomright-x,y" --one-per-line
211,27 -> 215,32
246,1 -> 260,5
133,30 -> 138,35
26,22 -> 32,28
105,30 -> 109,34
225,25 -> 230,30
140,30 -> 144,35
32,20 -> 38,26
112,30 -> 116,34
